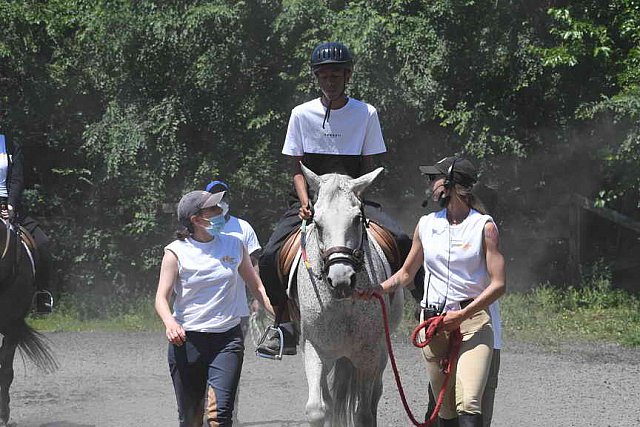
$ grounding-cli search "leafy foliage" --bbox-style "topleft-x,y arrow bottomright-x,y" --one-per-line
1,0 -> 639,293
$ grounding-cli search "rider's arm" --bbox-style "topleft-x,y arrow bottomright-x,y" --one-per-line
8,139 -> 24,214
291,156 -> 313,219
154,250 -> 186,345
378,224 -> 424,294
239,245 -> 275,317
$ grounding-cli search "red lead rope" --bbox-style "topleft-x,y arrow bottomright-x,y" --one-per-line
373,293 -> 463,427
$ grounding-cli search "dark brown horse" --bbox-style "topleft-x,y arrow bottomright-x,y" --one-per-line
0,218 -> 56,426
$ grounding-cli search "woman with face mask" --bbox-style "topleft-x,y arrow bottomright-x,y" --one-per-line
154,190 -> 274,427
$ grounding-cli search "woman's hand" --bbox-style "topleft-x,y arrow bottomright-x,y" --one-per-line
165,319 -> 187,346
439,310 -> 465,332
354,284 -> 384,300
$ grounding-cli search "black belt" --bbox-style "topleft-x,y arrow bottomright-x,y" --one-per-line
460,299 -> 474,309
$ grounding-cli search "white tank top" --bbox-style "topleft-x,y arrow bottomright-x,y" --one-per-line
165,234 -> 245,333
419,209 -> 496,312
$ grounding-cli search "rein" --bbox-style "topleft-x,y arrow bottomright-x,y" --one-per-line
373,293 -> 463,427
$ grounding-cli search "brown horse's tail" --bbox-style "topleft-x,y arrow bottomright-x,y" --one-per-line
13,319 -> 58,373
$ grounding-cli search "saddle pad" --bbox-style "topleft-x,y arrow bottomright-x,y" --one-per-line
278,227 -> 301,283
368,221 -> 401,271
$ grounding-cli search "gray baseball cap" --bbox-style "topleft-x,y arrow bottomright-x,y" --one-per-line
177,190 -> 225,227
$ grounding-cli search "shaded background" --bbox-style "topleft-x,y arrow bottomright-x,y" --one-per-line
1,0 -> 639,299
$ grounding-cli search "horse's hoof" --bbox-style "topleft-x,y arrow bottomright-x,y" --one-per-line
306,409 -> 326,425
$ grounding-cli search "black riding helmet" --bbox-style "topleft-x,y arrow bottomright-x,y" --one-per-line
311,42 -> 354,129
310,42 -> 354,73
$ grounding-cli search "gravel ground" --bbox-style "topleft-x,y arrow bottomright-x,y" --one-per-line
5,332 -> 640,427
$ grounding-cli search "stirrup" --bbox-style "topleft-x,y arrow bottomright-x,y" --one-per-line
33,290 -> 54,314
255,325 -> 284,361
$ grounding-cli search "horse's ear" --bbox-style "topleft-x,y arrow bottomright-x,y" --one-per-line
350,167 -> 384,195
301,162 -> 322,193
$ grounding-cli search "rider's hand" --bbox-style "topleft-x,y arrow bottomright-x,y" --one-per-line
7,205 -> 14,221
165,319 -> 187,346
298,204 -> 313,220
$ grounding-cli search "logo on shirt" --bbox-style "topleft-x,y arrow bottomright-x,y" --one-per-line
452,241 -> 472,250
324,132 -> 343,138
220,255 -> 238,266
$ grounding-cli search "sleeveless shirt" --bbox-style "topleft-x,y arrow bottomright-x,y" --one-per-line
418,209 -> 496,312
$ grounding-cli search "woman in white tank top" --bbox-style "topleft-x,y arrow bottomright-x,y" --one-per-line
359,157 -> 506,427
154,190 -> 274,426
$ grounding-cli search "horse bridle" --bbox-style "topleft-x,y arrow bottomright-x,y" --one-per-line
316,202 -> 369,274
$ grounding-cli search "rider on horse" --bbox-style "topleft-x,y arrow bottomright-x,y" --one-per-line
0,133 -> 53,314
256,42 -> 414,357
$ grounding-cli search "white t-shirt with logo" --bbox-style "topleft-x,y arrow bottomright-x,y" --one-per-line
0,135 -> 9,198
418,209 -> 496,312
165,234 -> 246,333
282,97 -> 386,156
221,215 -> 261,318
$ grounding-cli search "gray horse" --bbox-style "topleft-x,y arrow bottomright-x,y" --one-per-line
295,165 -> 404,427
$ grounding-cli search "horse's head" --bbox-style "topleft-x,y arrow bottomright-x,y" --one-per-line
302,163 -> 383,299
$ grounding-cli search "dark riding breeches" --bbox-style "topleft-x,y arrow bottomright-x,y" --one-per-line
258,201 -> 302,307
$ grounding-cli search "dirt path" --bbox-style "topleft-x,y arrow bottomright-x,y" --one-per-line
6,332 -> 640,426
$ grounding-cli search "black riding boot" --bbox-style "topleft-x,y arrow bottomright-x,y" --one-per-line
458,412 -> 482,427
438,417 -> 459,427
256,321 -> 298,357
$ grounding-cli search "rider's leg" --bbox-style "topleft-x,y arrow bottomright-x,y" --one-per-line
21,217 -> 53,314
256,204 -> 302,357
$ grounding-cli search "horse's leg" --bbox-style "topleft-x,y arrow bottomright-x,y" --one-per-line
367,366 -> 385,427
0,336 -> 18,427
303,340 -> 332,427
352,351 -> 387,427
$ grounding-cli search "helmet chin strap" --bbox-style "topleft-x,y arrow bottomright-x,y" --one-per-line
321,72 -> 348,129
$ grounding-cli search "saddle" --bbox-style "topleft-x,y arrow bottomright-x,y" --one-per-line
18,226 -> 38,254
1,223 -> 38,276
18,226 -> 38,275
276,220 -> 402,283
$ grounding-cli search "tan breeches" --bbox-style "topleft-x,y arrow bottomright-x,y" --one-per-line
420,309 -> 494,419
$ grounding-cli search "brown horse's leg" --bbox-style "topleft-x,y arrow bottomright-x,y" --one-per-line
0,336 -> 18,426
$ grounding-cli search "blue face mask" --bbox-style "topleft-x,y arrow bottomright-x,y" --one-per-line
204,213 -> 226,237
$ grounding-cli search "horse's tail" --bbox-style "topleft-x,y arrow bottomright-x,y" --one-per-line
331,357 -> 358,426
12,319 -> 57,373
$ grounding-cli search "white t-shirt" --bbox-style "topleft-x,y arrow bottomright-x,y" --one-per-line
221,215 -> 261,318
0,135 -> 9,198
419,209 -> 496,312
165,234 -> 246,333
282,97 -> 386,156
